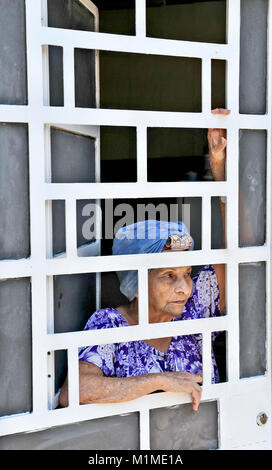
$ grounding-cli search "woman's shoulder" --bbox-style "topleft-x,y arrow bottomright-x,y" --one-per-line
191,264 -> 217,290
178,265 -> 219,322
83,307 -> 127,331
189,264 -> 220,317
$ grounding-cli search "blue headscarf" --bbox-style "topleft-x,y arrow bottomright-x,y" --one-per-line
112,220 -> 194,301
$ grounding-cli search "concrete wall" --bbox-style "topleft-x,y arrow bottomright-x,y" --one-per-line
0,413 -> 140,450
0,0 -> 28,105
0,123 -> 30,259
240,0 -> 267,114
0,277 -> 32,417
239,262 -> 266,378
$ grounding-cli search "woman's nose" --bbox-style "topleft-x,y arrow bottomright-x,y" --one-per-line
174,278 -> 191,295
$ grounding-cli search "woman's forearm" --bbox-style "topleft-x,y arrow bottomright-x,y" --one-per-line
59,370 -> 163,406
59,367 -> 202,410
79,372 -> 162,404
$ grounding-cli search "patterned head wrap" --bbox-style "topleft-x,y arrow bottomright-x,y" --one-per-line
112,220 -> 194,301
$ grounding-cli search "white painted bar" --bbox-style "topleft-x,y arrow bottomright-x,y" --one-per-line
138,268 -> 149,325
42,45 -> 50,106
225,0 -> 240,114
223,0 -> 241,387
225,128 -> 239,250
65,198 -> 78,258
46,276 -> 55,409
0,247 -> 268,280
202,58 -> 211,114
46,315 -> 230,351
202,195 -> 211,251
63,46 -> 75,108
136,0 -> 146,38
0,376 -> 269,438
40,26 -> 231,60
139,409 -> 150,450
202,331 -> 212,386
137,124 -> 147,183
0,245 -> 268,280
67,347 -> 80,409
265,0 -> 272,449
25,0 -> 50,415
38,109 -> 272,129
0,106 -> 270,128
27,121 -> 49,414
45,200 -> 53,258
43,246 -> 269,276
0,259 -> 32,279
45,181 -> 227,199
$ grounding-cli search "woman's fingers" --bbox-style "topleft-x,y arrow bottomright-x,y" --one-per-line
212,136 -> 227,154
163,372 -> 203,410
208,109 -> 230,154
208,130 -> 227,156
186,381 -> 202,411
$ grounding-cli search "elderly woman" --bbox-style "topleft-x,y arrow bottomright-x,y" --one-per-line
59,109 -> 229,411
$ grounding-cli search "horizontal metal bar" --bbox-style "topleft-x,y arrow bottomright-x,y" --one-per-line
0,258 -> 32,279
40,26 -> 231,60
0,106 -> 270,128
45,315 -> 230,351
0,246 -> 268,280
44,181 -> 228,199
0,375 -> 268,437
44,247 -> 268,275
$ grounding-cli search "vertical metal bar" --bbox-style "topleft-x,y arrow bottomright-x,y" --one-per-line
226,0 -> 240,114
65,198 -> 78,258
224,0 -> 240,387
226,262 -> 240,381
42,45 -> 50,106
202,331 -> 212,386
202,195 -> 211,251
68,346 -> 80,408
202,58 -> 211,114
63,46 -> 75,108
139,409 -> 150,450
136,0 -> 146,38
266,0 -> 272,450
135,54 -> 148,443
41,0 -> 48,27
137,124 -> 147,183
138,268 -> 149,326
46,276 -> 55,410
25,0 -> 49,413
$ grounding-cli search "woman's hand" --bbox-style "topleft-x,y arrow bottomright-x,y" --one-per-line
160,371 -> 203,411
208,108 -> 230,181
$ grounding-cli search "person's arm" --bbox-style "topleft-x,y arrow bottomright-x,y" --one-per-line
59,361 -> 203,411
207,108 -> 230,313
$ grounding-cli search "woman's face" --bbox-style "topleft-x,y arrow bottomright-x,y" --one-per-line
148,266 -> 193,320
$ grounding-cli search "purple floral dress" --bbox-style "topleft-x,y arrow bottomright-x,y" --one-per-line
78,265 -> 222,383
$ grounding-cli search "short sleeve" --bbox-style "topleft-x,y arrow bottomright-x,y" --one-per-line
78,309 -> 116,376
190,265 -> 221,319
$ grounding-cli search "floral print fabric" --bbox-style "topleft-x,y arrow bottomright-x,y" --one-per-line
78,265 -> 222,383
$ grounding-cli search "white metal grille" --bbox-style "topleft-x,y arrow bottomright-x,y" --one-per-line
0,0 -> 271,450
